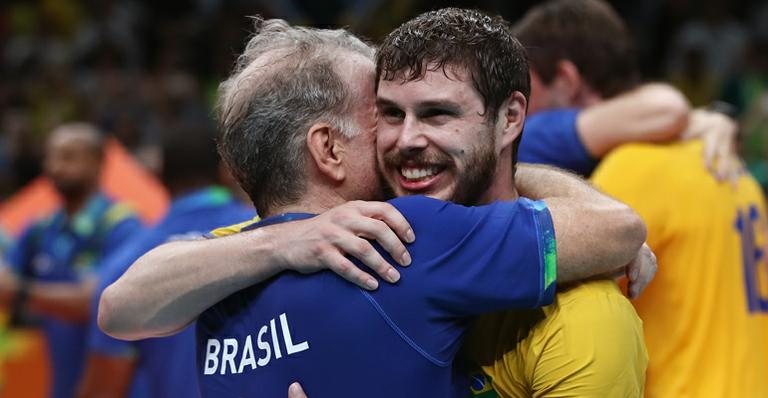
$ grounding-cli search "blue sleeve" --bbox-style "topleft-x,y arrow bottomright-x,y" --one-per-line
101,216 -> 142,260
380,195 -> 557,317
4,224 -> 39,275
87,238 -> 147,358
519,109 -> 599,177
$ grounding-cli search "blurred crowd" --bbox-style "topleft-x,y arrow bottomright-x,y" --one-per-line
0,0 -> 767,200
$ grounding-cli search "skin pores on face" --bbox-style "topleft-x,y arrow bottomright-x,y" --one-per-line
375,67 -> 499,205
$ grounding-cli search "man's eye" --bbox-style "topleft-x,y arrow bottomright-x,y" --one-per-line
421,109 -> 454,119
381,108 -> 405,120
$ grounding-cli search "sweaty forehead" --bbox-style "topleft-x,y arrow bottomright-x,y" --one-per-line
377,66 -> 481,106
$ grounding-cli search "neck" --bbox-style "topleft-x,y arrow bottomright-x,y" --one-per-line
264,185 -> 346,218
479,150 -> 519,204
62,186 -> 97,216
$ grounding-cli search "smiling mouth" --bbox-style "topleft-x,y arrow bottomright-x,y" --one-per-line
400,166 -> 440,182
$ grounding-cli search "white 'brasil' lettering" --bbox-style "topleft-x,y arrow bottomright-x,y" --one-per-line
203,313 -> 309,375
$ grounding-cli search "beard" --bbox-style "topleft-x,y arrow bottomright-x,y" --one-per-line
51,178 -> 91,201
380,135 -> 498,206
449,142 -> 497,206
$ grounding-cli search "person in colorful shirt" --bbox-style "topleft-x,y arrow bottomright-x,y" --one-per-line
77,120 -> 255,398
0,123 -> 141,398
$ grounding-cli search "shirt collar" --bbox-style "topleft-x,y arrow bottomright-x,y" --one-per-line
51,192 -> 110,238
244,213 -> 316,231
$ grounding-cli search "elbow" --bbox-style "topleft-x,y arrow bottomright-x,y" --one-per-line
97,284 -> 135,341
614,203 -> 647,263
645,83 -> 691,139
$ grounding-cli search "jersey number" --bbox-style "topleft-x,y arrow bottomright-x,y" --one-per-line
736,205 -> 768,312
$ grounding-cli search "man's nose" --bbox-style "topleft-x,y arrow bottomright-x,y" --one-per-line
396,117 -> 428,154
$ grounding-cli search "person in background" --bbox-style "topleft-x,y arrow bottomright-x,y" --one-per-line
0,122 -> 142,398
77,116 -> 254,398
465,1 -> 760,397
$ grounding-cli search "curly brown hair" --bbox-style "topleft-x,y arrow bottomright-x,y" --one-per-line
376,7 -> 530,123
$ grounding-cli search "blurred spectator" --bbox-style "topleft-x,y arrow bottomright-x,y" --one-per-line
0,123 -> 142,398
78,116 -> 253,398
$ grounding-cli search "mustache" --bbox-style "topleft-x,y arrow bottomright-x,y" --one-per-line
381,149 -> 453,169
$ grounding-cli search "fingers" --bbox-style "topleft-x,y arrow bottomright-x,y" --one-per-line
288,382 -> 308,398
349,201 -> 415,244
346,216 -> 411,267
332,234 -> 400,285
628,246 -> 657,299
319,250 -> 380,291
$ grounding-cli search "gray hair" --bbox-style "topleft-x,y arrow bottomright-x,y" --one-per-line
217,17 -> 375,215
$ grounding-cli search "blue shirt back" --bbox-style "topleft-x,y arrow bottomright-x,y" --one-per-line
89,187 -> 255,398
196,196 -> 556,397
519,108 -> 599,177
4,192 -> 141,398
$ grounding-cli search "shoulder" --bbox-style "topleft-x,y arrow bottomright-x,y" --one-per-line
207,217 -> 262,238
525,108 -> 581,132
103,202 -> 138,227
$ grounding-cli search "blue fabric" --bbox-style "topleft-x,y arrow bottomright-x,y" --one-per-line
196,195 -> 556,398
90,186 -> 255,398
4,192 -> 141,398
519,108 -> 599,177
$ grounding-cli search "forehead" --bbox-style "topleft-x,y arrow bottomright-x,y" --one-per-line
377,66 -> 481,106
47,130 -> 98,154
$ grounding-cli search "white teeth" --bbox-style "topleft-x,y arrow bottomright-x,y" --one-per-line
401,167 -> 438,180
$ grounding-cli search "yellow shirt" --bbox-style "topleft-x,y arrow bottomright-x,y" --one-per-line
465,280 -> 647,397
592,141 -> 768,397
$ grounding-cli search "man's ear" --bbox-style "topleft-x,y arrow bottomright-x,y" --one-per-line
306,123 -> 346,183
553,59 -> 583,102
498,91 -> 527,148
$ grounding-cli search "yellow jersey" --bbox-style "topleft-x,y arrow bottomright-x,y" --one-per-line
465,279 -> 647,397
591,140 -> 768,397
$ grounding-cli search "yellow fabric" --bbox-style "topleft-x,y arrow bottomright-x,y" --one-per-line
208,217 -> 261,238
466,280 -> 647,397
591,140 -> 768,397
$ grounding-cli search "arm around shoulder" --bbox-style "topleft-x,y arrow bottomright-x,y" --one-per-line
516,164 -> 646,283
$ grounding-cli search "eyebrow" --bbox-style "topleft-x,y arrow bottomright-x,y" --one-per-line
376,98 -> 400,108
415,100 -> 462,115
376,98 -> 462,114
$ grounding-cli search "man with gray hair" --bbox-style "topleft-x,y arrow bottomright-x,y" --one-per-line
100,16 -> 650,397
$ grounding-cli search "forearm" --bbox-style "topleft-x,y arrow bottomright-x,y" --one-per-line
76,354 -> 136,398
99,229 -> 285,341
577,82 -> 691,157
516,164 -> 646,282
25,280 -> 95,323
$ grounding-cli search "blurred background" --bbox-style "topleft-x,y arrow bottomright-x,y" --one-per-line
0,0 -> 766,397
0,0 -> 767,201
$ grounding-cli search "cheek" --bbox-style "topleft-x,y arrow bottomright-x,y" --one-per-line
375,126 -> 398,158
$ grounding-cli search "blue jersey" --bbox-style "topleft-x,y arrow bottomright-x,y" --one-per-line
4,192 -> 141,398
89,186 -> 255,398
519,108 -> 599,177
196,196 -> 557,397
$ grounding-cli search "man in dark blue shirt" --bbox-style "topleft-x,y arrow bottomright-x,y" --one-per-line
0,123 -> 141,398
78,120 -> 255,397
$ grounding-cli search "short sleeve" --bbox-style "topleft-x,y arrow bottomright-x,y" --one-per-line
87,238 -> 147,358
519,109 -> 599,177
385,195 -> 557,317
4,223 -> 39,275
101,216 -> 142,260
